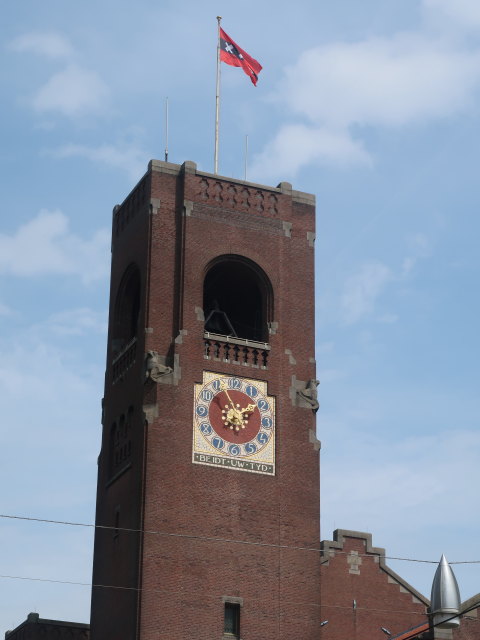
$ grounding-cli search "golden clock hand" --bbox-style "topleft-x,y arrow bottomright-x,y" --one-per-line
239,403 -> 256,414
220,380 -> 237,411
220,381 -> 249,430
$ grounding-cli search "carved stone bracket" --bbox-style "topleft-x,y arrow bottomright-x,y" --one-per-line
144,351 -> 173,383
291,376 -> 320,412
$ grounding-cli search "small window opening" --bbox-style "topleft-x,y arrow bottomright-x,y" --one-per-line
204,258 -> 271,342
224,603 -> 240,637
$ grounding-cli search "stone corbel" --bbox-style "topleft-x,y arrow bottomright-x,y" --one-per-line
144,351 -> 173,383
291,376 -> 320,412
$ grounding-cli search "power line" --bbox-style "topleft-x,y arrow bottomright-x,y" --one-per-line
2,513 -> 480,565
1,569 -> 479,629
0,572 -> 439,617
0,513 -> 322,554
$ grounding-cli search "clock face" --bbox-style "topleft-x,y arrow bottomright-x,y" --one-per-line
193,372 -> 275,475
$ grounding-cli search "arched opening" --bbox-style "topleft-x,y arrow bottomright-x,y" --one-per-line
203,256 -> 272,342
111,265 -> 141,356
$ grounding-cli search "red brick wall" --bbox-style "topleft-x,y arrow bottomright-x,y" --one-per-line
91,160 -> 321,639
320,530 -> 429,640
90,169 -> 152,640
452,595 -> 480,640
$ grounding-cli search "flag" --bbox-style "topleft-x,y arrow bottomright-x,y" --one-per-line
219,28 -> 262,86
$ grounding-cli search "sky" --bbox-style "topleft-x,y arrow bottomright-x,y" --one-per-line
1,0 -> 480,632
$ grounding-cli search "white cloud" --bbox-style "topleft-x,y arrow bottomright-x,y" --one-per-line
52,142 -> 149,181
402,233 -> 432,276
342,262 -> 392,324
47,308 -> 108,336
0,210 -> 109,282
322,427 -> 480,531
408,233 -> 432,256
423,0 -> 480,30
283,35 -> 480,129
340,234 -> 432,324
256,11 -> 480,175
321,400 -> 480,598
9,32 -> 73,58
33,64 -> 110,117
251,124 -> 371,181
9,33 -> 109,119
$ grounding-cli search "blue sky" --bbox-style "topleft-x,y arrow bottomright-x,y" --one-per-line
2,0 -> 480,631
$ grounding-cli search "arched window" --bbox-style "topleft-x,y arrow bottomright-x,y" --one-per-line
111,265 -> 141,356
203,256 -> 272,342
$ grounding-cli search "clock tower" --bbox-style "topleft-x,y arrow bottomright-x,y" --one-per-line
90,160 -> 321,639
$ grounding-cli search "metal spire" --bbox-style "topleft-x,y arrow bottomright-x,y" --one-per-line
430,554 -> 461,629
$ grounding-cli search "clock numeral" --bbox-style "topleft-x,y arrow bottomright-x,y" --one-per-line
257,432 -> 269,445
200,422 -> 212,435
229,378 -> 241,389
212,436 -> 224,450
244,442 -> 257,454
245,385 -> 258,398
212,379 -> 222,391
201,389 -> 213,401
228,444 -> 240,456
261,416 -> 273,429
258,399 -> 269,411
196,405 -> 208,417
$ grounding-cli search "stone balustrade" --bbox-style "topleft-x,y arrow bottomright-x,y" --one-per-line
203,332 -> 270,369
112,337 -> 137,383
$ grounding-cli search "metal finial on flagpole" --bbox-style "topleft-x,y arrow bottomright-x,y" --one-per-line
214,16 -> 222,174
164,97 -> 169,162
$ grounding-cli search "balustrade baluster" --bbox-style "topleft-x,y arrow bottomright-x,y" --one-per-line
223,342 -> 230,361
262,349 -> 268,368
233,344 -> 240,363
112,337 -> 137,383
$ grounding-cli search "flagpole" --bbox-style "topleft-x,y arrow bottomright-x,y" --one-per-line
164,96 -> 169,162
214,16 -> 222,174
244,134 -> 248,181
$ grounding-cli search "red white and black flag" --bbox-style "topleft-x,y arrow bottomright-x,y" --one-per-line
219,28 -> 262,86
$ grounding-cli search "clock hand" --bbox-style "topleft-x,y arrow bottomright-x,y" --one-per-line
220,381 -> 253,431
239,403 -> 256,415
223,403 -> 256,431
220,380 -> 237,412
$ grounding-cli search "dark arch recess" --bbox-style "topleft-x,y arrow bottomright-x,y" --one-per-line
203,255 -> 273,343
111,264 -> 141,356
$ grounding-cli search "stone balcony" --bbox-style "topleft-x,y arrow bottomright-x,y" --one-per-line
203,332 -> 270,369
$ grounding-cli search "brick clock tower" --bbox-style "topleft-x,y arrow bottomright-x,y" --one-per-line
90,160 -> 321,639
